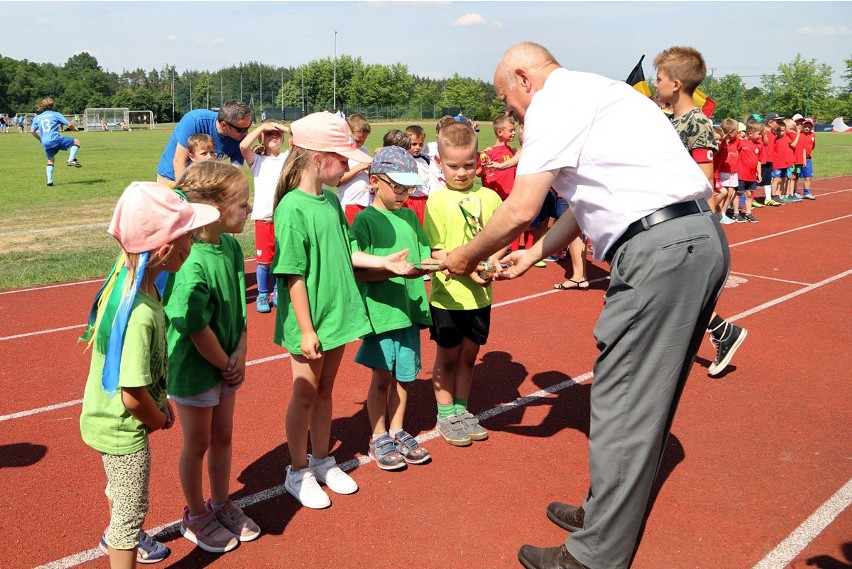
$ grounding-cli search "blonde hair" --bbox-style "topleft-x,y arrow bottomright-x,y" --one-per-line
492,114 -> 515,135
175,161 -> 245,209
435,115 -> 455,134
720,118 -> 738,134
275,146 -> 313,206
187,133 -> 214,155
437,121 -> 478,157
37,97 -> 55,112
746,122 -> 764,134
346,113 -> 371,136
653,46 -> 706,95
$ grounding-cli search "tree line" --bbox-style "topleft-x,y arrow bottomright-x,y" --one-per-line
1,52 -> 849,123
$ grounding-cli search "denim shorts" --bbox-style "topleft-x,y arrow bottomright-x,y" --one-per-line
771,167 -> 792,179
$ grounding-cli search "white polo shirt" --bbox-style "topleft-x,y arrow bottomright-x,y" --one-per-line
517,68 -> 711,261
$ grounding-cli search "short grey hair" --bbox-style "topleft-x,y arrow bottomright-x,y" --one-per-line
218,100 -> 253,123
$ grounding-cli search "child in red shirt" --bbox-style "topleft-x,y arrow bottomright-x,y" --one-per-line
735,123 -> 762,222
798,118 -> 817,199
773,119 -> 800,202
714,119 -> 741,224
477,115 -> 517,200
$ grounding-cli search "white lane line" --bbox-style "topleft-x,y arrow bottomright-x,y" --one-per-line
0,222 -> 107,238
752,478 -> 852,569
0,278 -> 103,296
0,324 -> 85,342
729,271 -> 811,286
728,213 -> 852,249
35,371 -> 596,569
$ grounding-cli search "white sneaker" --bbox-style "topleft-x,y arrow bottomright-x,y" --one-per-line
285,465 -> 330,509
308,454 -> 358,495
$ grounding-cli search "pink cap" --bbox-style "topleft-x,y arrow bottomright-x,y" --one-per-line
108,182 -> 220,253
803,117 -> 815,125
290,112 -> 372,164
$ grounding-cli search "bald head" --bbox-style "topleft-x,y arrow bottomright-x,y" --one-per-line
495,42 -> 560,90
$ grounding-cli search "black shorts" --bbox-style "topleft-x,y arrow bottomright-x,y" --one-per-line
737,180 -> 757,193
429,305 -> 491,348
760,163 -> 773,185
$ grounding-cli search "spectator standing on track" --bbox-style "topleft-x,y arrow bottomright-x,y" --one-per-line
163,161 -> 259,553
335,113 -> 373,224
31,97 -> 82,187
239,120 -> 291,313
271,112 -> 416,509
156,100 -> 253,186
80,182 -> 220,567
442,42 -> 731,569
654,46 -> 747,377
351,145 -> 435,470
424,121 -> 503,447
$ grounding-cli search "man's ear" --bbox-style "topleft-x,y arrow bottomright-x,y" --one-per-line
516,68 -> 531,91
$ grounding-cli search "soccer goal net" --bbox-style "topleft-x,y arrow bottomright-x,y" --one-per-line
83,108 -> 130,131
129,110 -> 155,130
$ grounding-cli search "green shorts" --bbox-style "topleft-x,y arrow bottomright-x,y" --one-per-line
355,325 -> 422,382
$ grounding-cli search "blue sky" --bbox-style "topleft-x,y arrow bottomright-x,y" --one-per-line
5,1 -> 851,87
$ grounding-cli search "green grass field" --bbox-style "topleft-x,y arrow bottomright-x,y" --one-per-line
0,124 -> 849,291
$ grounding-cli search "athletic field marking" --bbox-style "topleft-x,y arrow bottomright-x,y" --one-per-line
35,370 -> 595,569
0,278 -> 103,296
752,477 -> 852,569
0,399 -> 85,422
728,213 -> 852,249
0,221 -> 107,238
729,271 -> 811,286
0,324 -> 86,342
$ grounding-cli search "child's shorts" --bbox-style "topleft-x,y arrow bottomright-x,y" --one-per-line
760,163 -> 773,185
355,325 -> 422,382
720,171 -> 739,188
792,165 -> 803,176
737,180 -> 757,193
169,380 -> 241,407
403,195 -> 427,225
44,136 -> 76,159
254,220 -> 275,264
102,445 -> 151,550
429,305 -> 491,348
801,158 -> 814,179
529,190 -> 558,228
772,167 -> 792,179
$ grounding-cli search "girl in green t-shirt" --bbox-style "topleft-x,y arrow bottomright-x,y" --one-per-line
80,182 -> 219,567
272,112 -> 419,510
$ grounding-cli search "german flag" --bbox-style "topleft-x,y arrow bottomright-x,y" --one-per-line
626,55 -> 651,98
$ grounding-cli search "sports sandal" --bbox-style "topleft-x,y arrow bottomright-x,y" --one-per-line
554,279 -> 589,291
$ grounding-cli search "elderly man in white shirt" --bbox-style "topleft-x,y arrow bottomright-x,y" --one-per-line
442,42 -> 729,569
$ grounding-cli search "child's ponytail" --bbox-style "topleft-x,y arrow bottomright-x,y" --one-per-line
275,146 -> 311,207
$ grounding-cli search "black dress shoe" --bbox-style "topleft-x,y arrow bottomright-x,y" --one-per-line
518,544 -> 588,569
546,502 -> 585,532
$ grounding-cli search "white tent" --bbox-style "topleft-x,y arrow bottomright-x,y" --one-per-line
831,117 -> 851,132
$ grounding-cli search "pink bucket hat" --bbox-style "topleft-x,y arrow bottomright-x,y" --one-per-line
108,182 -> 220,253
290,112 -> 372,163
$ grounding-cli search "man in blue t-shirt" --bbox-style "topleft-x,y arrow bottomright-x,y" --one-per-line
156,100 -> 253,185
31,97 -> 82,187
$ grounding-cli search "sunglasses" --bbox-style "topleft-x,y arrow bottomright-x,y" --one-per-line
223,120 -> 251,134
378,175 -> 416,195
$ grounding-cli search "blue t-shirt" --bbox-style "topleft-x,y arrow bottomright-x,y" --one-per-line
156,109 -> 244,181
32,111 -> 68,148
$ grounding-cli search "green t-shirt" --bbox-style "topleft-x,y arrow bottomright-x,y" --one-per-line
80,292 -> 168,455
164,234 -> 247,397
351,205 -> 432,335
272,188 -> 371,354
424,185 -> 503,310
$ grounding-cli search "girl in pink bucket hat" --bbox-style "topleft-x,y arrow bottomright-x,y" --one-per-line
271,112 -> 419,509
79,182 -> 219,566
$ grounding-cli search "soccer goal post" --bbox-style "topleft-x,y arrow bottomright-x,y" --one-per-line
83,108 -> 130,131
130,110 -> 155,130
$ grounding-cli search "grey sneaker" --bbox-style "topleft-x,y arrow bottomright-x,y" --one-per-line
435,414 -> 472,446
368,434 -> 406,470
457,411 -> 488,441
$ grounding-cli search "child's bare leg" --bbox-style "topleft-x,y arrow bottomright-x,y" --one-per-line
388,380 -> 409,432
744,190 -> 753,215
367,368 -> 394,434
176,403 -> 213,515
432,345 -> 460,407
208,393 -> 236,506
307,345 -> 345,461
108,546 -> 136,569
286,354 -> 322,471
708,190 -> 723,213
452,338 -> 482,405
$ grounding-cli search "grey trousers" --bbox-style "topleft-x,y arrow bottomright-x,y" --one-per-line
567,212 -> 729,569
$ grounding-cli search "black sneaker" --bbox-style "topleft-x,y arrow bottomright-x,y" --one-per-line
67,159 -> 82,167
47,181 -> 53,187
744,213 -> 759,223
708,323 -> 747,377
734,213 -> 747,223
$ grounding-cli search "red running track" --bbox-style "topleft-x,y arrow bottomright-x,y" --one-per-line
1,177 -> 850,569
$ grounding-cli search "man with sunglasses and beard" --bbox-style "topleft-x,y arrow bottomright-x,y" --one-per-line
157,100 -> 253,186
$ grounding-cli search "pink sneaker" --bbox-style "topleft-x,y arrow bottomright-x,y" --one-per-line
180,506 -> 239,553
207,499 -> 261,542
